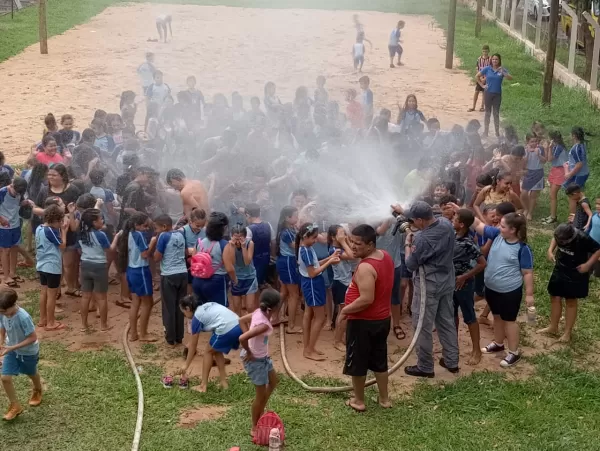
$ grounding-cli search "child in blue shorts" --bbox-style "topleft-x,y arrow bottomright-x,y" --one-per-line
296,223 -> 339,362
239,289 -> 281,438
114,212 -> 156,342
0,288 -> 42,421
177,295 -> 242,392
275,206 -> 301,333
228,225 -> 258,316
0,177 -> 31,288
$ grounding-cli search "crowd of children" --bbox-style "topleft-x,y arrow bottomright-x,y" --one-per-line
0,46 -> 597,426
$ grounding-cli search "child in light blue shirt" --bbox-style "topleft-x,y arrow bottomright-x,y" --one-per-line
154,215 -> 187,345
0,288 -> 43,420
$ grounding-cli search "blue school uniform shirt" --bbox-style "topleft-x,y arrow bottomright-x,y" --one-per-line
79,230 -> 110,264
247,222 -> 273,262
0,165 -> 15,178
361,88 -> 374,117
0,308 -> 39,356
551,144 -> 567,167
156,231 -> 187,276
182,224 -> 205,249
480,66 -> 508,94
128,231 -> 149,268
526,147 -> 545,170
0,187 -> 22,229
191,302 -> 239,335
233,239 -> 257,280
279,228 -> 296,257
329,247 -> 353,286
482,226 -> 533,293
568,143 -> 589,176
197,238 -> 228,276
298,245 -> 320,278
35,225 -> 62,274
588,213 -> 600,244
94,135 -> 116,155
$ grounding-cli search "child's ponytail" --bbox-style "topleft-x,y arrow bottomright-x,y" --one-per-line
117,212 -> 148,271
503,212 -> 527,243
179,294 -> 202,312
259,288 -> 281,313
79,208 -> 102,247
295,222 -> 318,260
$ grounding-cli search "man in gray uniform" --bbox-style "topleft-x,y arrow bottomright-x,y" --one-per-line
392,201 -> 459,377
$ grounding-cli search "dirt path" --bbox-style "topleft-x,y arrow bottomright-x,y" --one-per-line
0,4 -> 481,162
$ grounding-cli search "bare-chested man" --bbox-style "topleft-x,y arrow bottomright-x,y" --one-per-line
166,169 -> 209,219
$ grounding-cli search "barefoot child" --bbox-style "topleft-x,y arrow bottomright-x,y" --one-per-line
228,225 -> 258,316
239,289 -> 281,437
452,209 -> 486,365
542,131 -> 567,225
177,295 -> 242,391
541,223 -> 600,342
78,208 -> 111,332
520,133 -> 546,221
35,204 -> 68,331
388,20 -> 405,68
352,34 -> 366,72
469,45 -> 490,112
295,223 -> 340,361
0,289 -> 42,421
275,206 -> 301,332
154,215 -> 188,346
114,212 -> 156,342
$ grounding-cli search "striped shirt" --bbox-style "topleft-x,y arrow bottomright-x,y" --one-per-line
476,55 -> 491,71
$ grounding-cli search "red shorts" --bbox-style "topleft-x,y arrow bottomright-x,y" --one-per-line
548,166 -> 566,186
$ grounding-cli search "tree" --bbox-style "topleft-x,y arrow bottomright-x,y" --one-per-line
543,0 -> 561,104
476,0 -> 483,36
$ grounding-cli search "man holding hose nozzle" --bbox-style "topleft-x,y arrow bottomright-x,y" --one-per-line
392,201 -> 459,378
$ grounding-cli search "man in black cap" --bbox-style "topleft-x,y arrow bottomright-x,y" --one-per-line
392,200 -> 459,377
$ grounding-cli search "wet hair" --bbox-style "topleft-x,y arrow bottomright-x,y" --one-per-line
554,223 -> 577,246
120,90 -> 136,110
436,180 -> 456,196
327,224 -> 342,246
294,222 -> 319,260
276,206 -> 298,256
483,204 -> 497,215
0,288 -> 18,310
12,176 -> 27,196
491,169 -> 511,189
89,169 -> 105,186
496,201 -> 516,217
456,209 -> 475,229
44,204 -> 65,224
549,130 -> 566,148
42,133 -> 57,148
351,224 -> 377,246
205,211 -> 229,241
230,224 -> 247,237
565,184 -> 582,196
76,193 -> 97,210
439,194 -> 458,206
571,126 -> 586,142
48,163 -> 69,187
259,288 -> 281,312
79,209 -> 103,247
154,214 -> 173,228
510,145 -> 526,157
245,203 -> 260,218
190,208 -> 207,222
166,168 -> 185,185
117,212 -> 149,271
179,294 -> 203,311
503,212 -> 527,242
81,128 -> 96,144
44,113 -> 57,131
476,172 -> 494,187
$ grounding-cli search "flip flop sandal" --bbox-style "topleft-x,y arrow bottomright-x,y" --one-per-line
116,300 -> 131,309
108,278 -> 120,286
17,262 -> 33,268
5,280 -> 20,288
13,276 -> 24,283
45,322 -> 66,331
65,289 -> 82,297
393,326 -> 406,340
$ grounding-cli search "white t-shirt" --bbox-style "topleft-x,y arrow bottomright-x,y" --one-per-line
137,62 -> 155,88
149,83 -> 171,106
190,302 -> 239,335
353,43 -> 365,57
389,28 -> 400,46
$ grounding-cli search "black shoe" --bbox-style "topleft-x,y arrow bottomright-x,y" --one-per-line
439,358 -> 459,374
500,352 -> 521,368
482,342 -> 505,354
404,365 -> 435,378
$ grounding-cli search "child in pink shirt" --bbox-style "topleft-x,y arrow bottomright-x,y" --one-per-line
239,289 -> 281,438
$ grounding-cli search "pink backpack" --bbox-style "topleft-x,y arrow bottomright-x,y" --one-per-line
253,411 -> 285,446
190,241 -> 219,279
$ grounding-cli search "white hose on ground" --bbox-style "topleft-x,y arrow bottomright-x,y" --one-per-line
122,321 -> 144,451
280,265 -> 427,393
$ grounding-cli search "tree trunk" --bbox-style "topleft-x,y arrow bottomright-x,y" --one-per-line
476,0 -> 483,37
542,0 -> 560,105
583,19 -> 594,82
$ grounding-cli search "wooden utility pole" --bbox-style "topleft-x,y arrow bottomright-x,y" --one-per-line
475,0 -> 483,37
446,0 -> 458,68
39,0 -> 48,55
542,0 -> 560,104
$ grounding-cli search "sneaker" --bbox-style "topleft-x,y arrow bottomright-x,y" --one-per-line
29,389 -> 42,407
404,365 -> 435,378
500,352 -> 521,368
179,376 -> 189,390
3,403 -> 23,421
481,342 -> 505,353
162,375 -> 174,389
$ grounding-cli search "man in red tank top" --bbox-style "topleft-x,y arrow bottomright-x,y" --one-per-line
340,224 -> 394,412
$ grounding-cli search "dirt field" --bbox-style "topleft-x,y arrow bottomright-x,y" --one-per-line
0,4 -> 480,162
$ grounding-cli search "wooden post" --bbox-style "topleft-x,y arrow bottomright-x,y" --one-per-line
561,1 -> 578,73
535,0 -> 543,48
446,0 -> 458,69
476,0 -> 483,37
501,0 -> 507,22
493,0 -> 498,18
583,11 -> 600,90
521,0 -> 529,38
510,0 -> 517,28
542,0 -> 560,105
39,0 -> 48,55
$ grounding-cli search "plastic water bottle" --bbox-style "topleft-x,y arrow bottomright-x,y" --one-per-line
268,428 -> 281,451
527,306 -> 537,325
